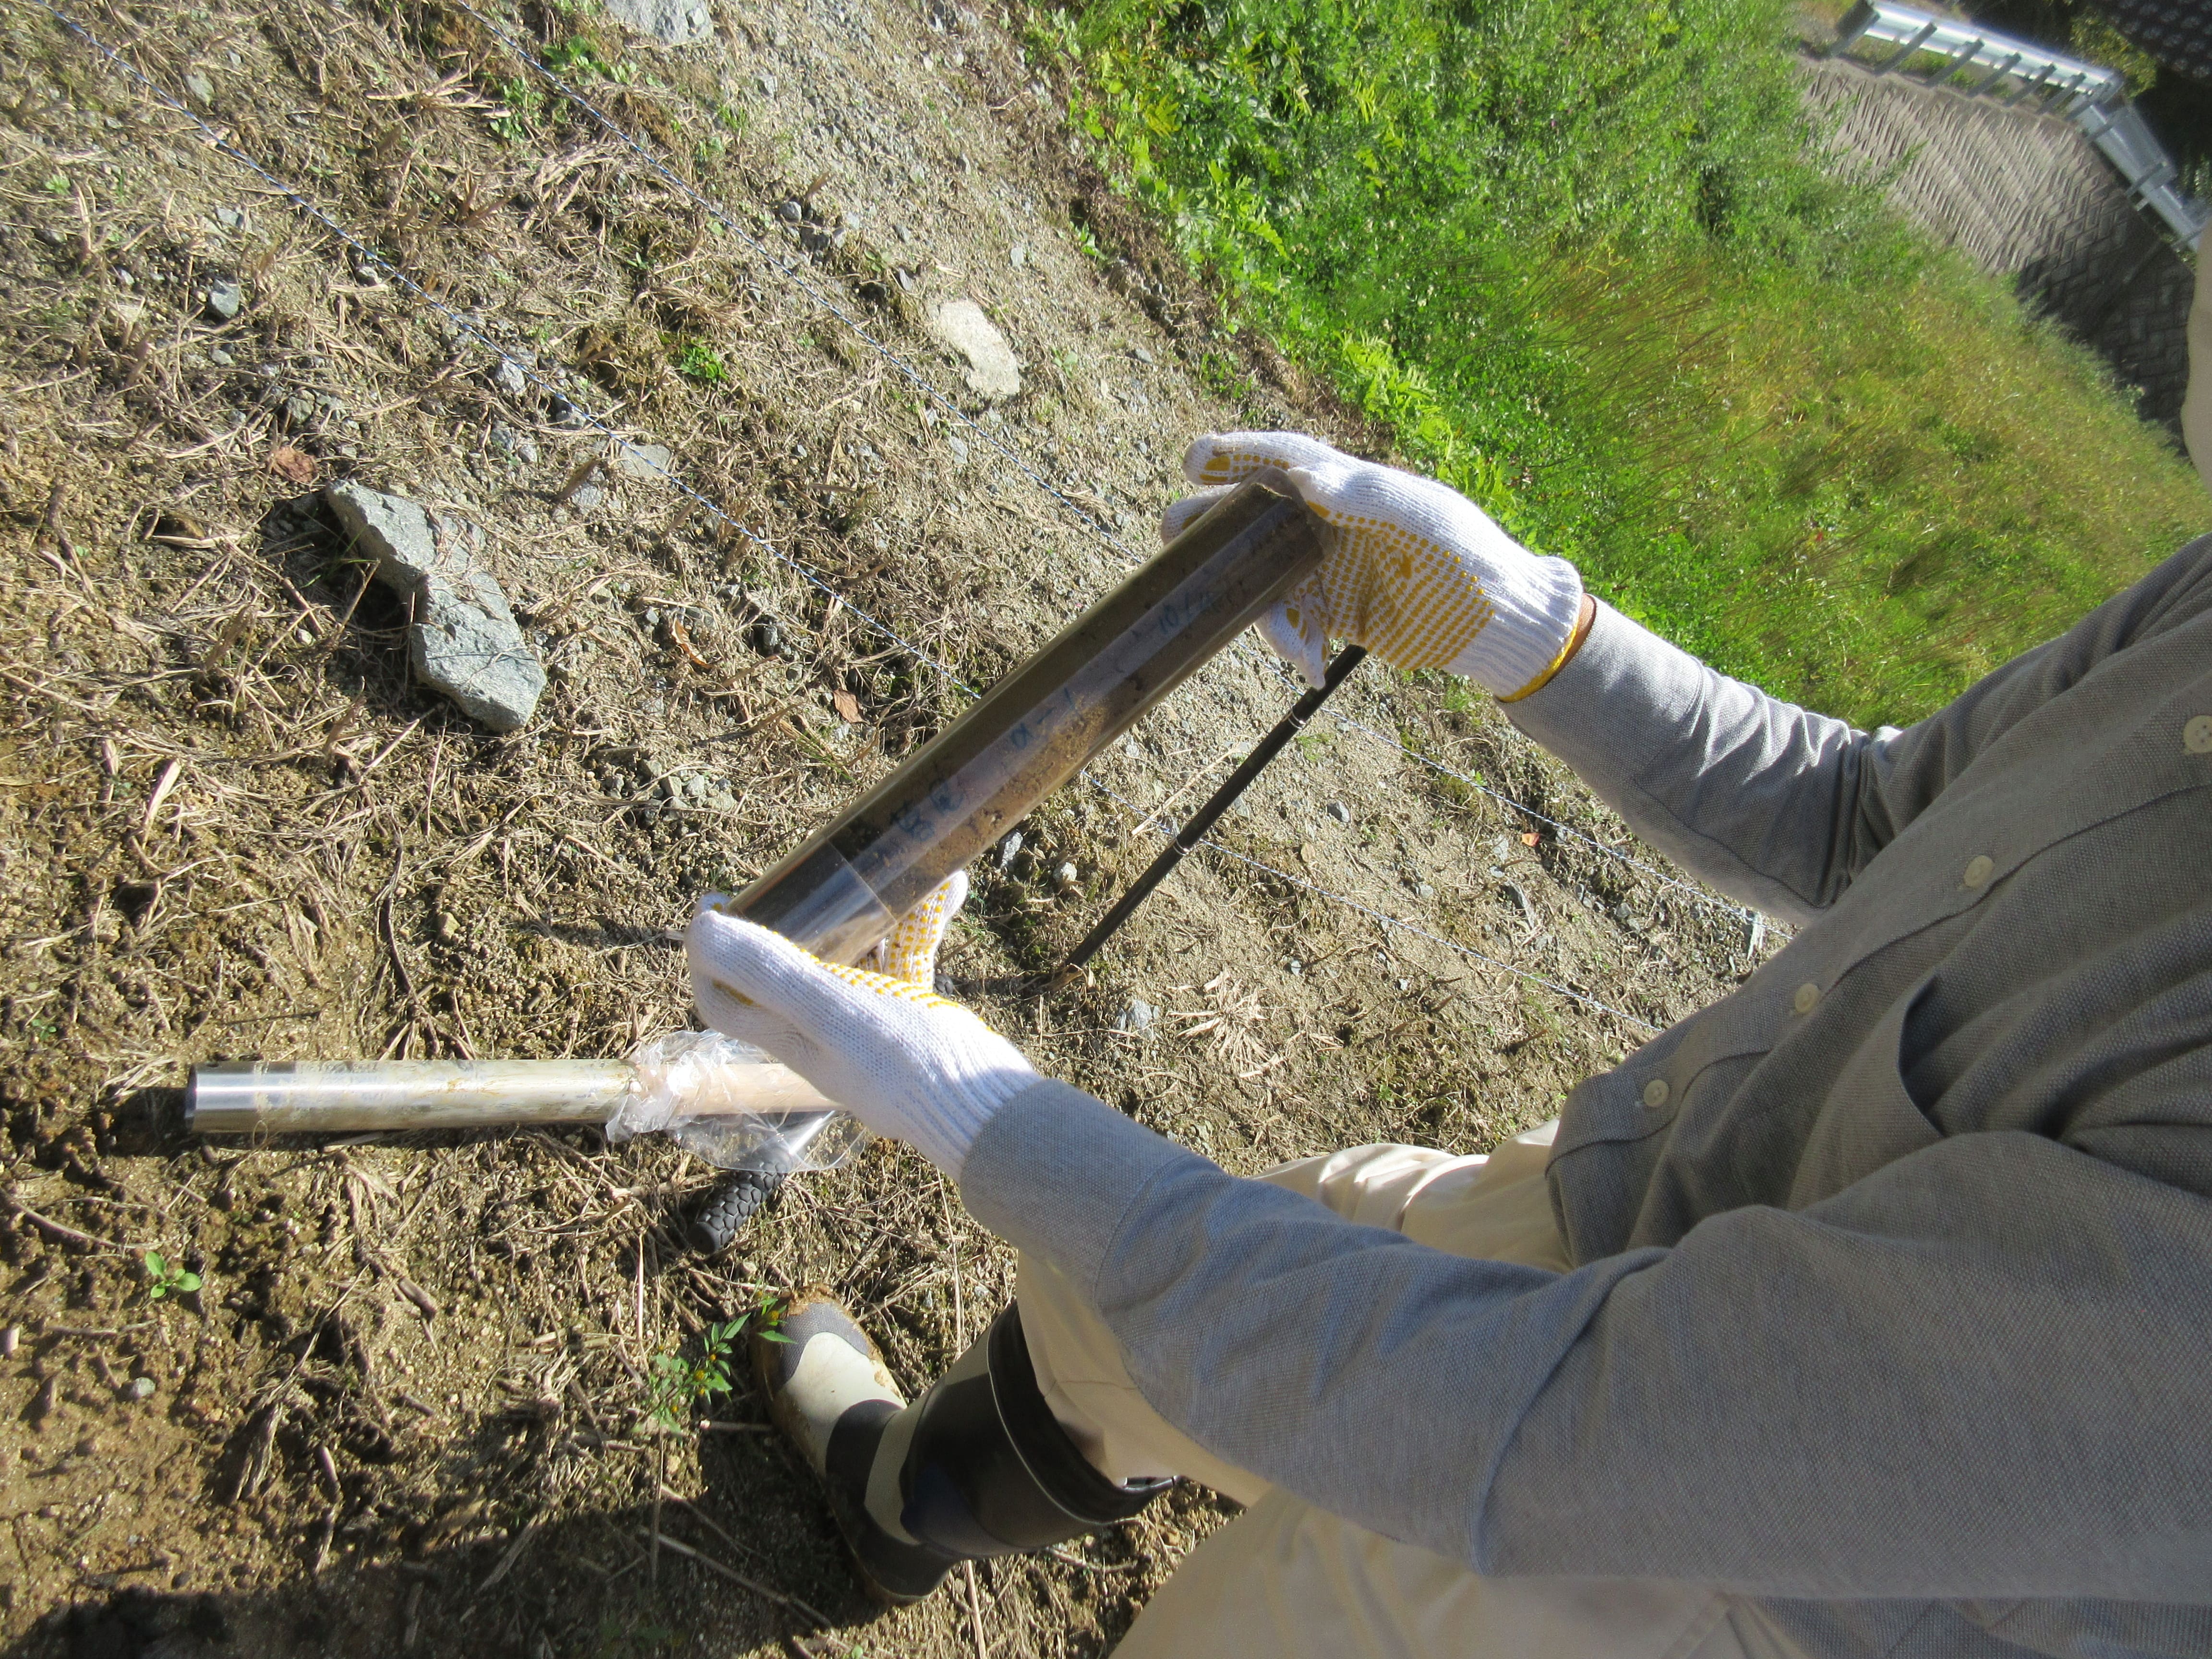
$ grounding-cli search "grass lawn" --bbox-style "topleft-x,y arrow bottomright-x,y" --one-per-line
1032,0 -> 2210,728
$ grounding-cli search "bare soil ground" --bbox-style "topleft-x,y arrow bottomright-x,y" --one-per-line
0,2 -> 1772,1654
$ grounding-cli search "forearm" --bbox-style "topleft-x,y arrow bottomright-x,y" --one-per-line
963,1085 -> 2212,1600
1499,601 -> 1887,922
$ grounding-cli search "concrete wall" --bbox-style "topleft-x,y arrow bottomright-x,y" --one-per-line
1800,55 -> 2193,428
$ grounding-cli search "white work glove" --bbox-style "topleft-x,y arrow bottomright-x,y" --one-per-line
686,871 -> 1038,1179
1166,432 -> 1585,697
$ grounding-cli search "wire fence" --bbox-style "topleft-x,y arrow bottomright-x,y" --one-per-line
40,0 -> 1679,1036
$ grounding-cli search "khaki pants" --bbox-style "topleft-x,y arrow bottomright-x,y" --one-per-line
1017,1125 -> 1803,1659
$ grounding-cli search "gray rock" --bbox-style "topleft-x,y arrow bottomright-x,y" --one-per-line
615,442 -> 672,481
1053,861 -> 1079,890
128,1376 -> 156,1401
1114,999 -> 1157,1035
601,0 -> 713,43
946,435 -> 969,466
212,206 -> 246,232
183,71 -> 213,105
205,279 -> 242,322
324,481 -> 546,733
996,830 -> 1023,869
1326,801 -> 1351,825
492,358 -> 527,397
206,346 -> 234,368
926,299 -> 1021,401
573,484 -> 604,511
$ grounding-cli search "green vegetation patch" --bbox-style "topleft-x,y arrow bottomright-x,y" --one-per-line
1041,0 -> 2208,726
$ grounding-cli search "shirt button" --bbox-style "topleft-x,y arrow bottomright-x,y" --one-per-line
2187,715 -> 2212,755
1793,982 -> 1821,1015
1640,1078 -> 1670,1109
1962,854 -> 1994,889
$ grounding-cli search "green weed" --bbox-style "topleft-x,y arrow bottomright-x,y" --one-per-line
141,1250 -> 201,1301
641,1299 -> 782,1433
1054,0 -> 2209,725
672,338 -> 731,386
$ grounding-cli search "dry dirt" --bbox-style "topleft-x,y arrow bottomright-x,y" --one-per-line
0,2 -> 1774,1654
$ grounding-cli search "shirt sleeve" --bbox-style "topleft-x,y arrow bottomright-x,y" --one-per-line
963,1079 -> 2212,1602
1502,537 -> 2212,925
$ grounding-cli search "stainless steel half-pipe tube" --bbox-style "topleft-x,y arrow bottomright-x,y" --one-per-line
186,1056 -> 831,1136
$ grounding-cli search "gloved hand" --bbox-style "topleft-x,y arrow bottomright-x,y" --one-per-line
1165,432 -> 1586,697
686,871 -> 1039,1179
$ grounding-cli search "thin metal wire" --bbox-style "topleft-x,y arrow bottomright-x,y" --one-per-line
1081,776 -> 1662,1034
462,2 -> 1761,933
1247,655 -> 1769,927
47,2 -> 1672,1039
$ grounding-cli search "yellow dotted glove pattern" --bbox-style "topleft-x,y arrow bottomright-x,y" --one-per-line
1183,432 -> 1581,694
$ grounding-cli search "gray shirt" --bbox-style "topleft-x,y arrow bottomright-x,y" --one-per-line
960,534 -> 2212,1658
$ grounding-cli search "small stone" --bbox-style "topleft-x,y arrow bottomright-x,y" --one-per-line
1326,801 -> 1351,825
777,198 -> 804,223
946,435 -> 969,466
283,392 -> 316,427
324,481 -> 546,732
1054,861 -> 1079,890
492,358 -> 527,397
748,619 -> 782,655
515,434 -> 540,465
600,0 -> 713,43
926,299 -> 1022,401
205,278 -> 242,321
1284,958 -> 1303,976
212,207 -> 245,232
684,774 -> 709,802
997,831 -> 1023,869
127,1377 -> 155,1401
1415,882 -> 1436,900
758,71 -> 778,96
615,442 -> 672,481
0,1325 -> 15,1358
1009,242 -> 1027,270
206,345 -> 234,368
1132,344 -> 1155,365
183,70 -> 213,104
572,484 -> 603,511
1114,999 -> 1156,1035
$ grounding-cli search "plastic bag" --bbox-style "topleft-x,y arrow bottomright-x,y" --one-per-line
605,1030 -> 867,1173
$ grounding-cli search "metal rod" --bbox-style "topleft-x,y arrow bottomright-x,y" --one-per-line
186,1057 -> 830,1135
1053,646 -> 1368,990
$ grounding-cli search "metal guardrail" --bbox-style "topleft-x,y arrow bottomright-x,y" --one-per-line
1831,0 -> 2206,252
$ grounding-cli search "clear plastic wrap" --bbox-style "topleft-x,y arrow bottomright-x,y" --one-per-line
604,1030 -> 867,1172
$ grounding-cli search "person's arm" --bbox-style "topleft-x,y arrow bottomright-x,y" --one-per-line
1503,538 -> 2212,924
962,1079 -> 2212,1601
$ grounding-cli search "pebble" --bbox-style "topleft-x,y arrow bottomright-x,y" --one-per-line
615,442 -> 672,481
183,71 -> 213,104
0,1325 -> 15,1358
283,392 -> 316,427
1284,958 -> 1303,976
1115,999 -> 1157,1035
492,358 -> 527,397
946,435 -> 969,466
1054,861 -> 1079,890
748,619 -> 782,655
997,831 -> 1023,869
204,278 -> 242,322
927,298 -> 1022,400
1132,345 -> 1155,364
1415,882 -> 1436,900
211,206 -> 246,232
1326,801 -> 1352,825
127,1377 -> 155,1401
777,198 -> 804,223
573,484 -> 604,511
758,71 -> 778,96
1009,241 -> 1028,270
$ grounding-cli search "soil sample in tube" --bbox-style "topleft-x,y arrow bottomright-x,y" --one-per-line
727,469 -> 1324,962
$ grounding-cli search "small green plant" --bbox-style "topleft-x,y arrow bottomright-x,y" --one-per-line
641,1301 -> 785,1433
672,338 -> 731,386
490,76 -> 545,142
142,1251 -> 201,1300
24,1016 -> 56,1044
42,173 -> 68,194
